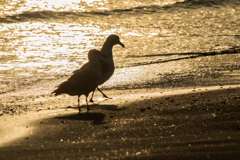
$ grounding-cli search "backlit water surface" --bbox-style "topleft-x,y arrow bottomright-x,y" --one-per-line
1,0 -> 240,94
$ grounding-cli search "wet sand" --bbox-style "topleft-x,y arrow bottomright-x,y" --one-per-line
0,84 -> 240,160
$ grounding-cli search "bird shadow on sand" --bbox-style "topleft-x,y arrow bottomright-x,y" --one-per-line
55,104 -> 125,125
54,112 -> 106,125
65,104 -> 126,111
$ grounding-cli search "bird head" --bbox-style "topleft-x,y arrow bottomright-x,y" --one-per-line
106,34 -> 125,48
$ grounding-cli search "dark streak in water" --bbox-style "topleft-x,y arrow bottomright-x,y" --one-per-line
120,47 -> 240,68
0,11 -> 88,23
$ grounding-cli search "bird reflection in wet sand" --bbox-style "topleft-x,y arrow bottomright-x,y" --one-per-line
73,34 -> 125,102
52,49 -> 104,112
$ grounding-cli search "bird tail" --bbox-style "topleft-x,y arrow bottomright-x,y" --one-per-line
51,89 -> 59,96
51,81 -> 69,96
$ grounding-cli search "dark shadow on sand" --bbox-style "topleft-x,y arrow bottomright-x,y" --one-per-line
65,104 -> 125,111
56,104 -> 125,125
55,112 -> 105,125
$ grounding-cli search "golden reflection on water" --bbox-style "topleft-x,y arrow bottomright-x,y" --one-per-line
0,0 -> 186,17
0,14 -> 123,93
1,0 -> 105,16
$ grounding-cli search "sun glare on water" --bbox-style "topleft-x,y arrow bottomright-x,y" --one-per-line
1,0 -> 106,16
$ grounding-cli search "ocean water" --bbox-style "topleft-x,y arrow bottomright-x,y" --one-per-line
1,0 -> 240,95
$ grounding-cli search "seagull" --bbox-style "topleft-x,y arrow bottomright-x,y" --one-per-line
52,49 -> 105,112
73,34 -> 125,102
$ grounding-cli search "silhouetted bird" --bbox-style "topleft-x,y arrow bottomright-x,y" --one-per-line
73,34 -> 125,102
52,49 -> 104,112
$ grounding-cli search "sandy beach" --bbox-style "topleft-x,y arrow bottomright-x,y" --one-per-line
1,52 -> 240,160
1,0 -> 240,159
1,80 -> 240,159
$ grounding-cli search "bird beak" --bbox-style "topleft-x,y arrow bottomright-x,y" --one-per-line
118,41 -> 125,48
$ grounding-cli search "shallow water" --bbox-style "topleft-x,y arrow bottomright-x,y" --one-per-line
0,0 -> 240,94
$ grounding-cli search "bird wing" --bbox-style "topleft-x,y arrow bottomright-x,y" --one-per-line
53,67 -> 100,96
68,68 -> 100,90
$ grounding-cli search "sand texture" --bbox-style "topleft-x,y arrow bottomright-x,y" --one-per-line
1,85 -> 240,159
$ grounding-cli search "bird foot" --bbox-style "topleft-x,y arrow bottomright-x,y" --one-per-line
87,107 -> 90,112
103,95 -> 112,99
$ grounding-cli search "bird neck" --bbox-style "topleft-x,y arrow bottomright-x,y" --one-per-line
101,42 -> 114,57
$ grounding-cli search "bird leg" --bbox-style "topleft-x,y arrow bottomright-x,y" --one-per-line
78,95 -> 81,113
97,87 -> 112,99
89,90 -> 95,103
86,96 -> 90,112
